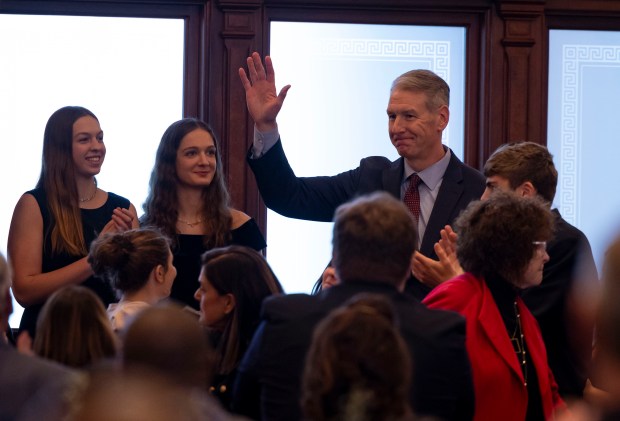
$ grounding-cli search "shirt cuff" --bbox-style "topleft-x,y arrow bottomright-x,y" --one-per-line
251,127 -> 280,159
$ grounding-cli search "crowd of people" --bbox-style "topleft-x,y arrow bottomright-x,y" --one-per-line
0,51 -> 616,421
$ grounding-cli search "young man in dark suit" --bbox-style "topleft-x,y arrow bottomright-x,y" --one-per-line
239,52 -> 485,299
231,192 -> 474,421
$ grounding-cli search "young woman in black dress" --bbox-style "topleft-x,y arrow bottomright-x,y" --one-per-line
8,106 -> 138,338
141,118 -> 266,310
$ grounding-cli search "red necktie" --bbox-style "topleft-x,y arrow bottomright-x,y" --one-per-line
404,174 -> 422,224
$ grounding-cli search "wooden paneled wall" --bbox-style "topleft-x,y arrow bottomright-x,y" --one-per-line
2,0 -> 620,228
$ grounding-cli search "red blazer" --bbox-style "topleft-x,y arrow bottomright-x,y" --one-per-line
423,273 -> 564,421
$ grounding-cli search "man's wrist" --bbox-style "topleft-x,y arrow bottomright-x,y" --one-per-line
252,126 -> 280,158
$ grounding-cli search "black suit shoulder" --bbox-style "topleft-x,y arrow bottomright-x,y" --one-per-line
392,292 -> 466,337
260,293 -> 320,321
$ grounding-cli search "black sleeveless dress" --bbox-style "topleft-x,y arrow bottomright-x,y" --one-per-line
18,188 -> 130,337
170,219 -> 266,310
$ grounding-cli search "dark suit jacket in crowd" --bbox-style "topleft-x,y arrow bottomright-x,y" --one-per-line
522,210 -> 598,398
231,281 -> 474,421
247,140 -> 485,299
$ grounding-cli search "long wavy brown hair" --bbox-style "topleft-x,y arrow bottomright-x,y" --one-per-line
141,118 -> 231,248
36,106 -> 99,256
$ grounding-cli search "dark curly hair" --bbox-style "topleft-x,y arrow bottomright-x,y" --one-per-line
141,118 -> 231,248
455,191 -> 554,287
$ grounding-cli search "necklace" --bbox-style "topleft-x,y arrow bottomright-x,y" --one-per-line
511,301 -> 528,387
177,218 -> 203,228
79,179 -> 98,203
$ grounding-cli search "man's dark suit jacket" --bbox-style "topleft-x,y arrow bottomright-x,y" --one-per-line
247,140 -> 486,299
231,281 -> 474,421
522,210 -> 598,398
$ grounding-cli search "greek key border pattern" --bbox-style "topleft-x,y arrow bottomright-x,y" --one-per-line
311,38 -> 452,142
560,45 -> 620,224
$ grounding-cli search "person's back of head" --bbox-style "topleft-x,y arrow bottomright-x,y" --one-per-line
484,141 -> 558,203
302,293 -> 413,421
33,285 -> 117,368
88,228 -> 172,298
65,368 -> 226,421
332,192 -> 417,288
122,303 -> 213,391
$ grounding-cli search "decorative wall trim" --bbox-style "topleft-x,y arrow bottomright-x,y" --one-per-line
309,38 -> 451,141
559,44 -> 620,224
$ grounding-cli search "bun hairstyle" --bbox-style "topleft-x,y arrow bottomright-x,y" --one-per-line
88,228 -> 171,296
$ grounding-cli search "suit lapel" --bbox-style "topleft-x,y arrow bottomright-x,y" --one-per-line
382,158 -> 404,200
420,151 -> 465,256
478,282 -> 526,384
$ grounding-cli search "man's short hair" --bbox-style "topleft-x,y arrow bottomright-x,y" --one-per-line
391,69 -> 450,112
332,192 -> 417,286
484,141 -> 558,202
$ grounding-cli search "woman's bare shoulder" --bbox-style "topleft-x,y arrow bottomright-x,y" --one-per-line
230,208 -> 251,229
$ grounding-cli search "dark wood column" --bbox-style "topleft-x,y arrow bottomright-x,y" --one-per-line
214,0 -> 266,228
486,0 -> 546,158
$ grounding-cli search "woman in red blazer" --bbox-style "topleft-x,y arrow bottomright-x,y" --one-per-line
424,192 -> 565,421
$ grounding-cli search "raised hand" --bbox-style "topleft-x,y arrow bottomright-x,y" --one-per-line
239,52 -> 291,132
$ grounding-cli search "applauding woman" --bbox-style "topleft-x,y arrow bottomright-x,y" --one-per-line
142,118 -> 266,309
8,106 -> 138,338
423,192 -> 564,421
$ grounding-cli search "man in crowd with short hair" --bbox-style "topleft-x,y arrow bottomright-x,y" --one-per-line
231,192 -> 474,421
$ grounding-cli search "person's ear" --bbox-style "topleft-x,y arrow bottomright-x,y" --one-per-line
153,264 -> 165,283
223,293 -> 236,315
437,105 -> 449,131
516,181 -> 537,198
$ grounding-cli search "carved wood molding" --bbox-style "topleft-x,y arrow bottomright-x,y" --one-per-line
495,0 -> 545,144
214,1 -> 265,225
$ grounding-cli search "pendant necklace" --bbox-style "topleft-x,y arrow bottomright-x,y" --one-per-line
79,179 -> 98,203
177,218 -> 203,228
511,300 -> 528,387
